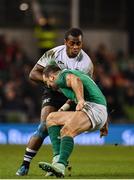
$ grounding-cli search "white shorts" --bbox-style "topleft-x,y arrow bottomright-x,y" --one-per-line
82,102 -> 108,131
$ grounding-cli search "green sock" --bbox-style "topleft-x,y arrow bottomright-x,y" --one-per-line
58,136 -> 74,166
48,126 -> 61,156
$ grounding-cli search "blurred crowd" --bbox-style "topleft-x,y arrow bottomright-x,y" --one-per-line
0,34 -> 42,123
0,34 -> 134,124
86,44 -> 134,123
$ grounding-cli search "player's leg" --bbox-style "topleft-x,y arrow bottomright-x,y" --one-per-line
16,105 -> 56,176
46,112 -> 73,157
16,89 -> 68,176
43,111 -> 91,177
58,111 -> 92,168
39,111 -> 73,177
41,113 -> 73,176
41,103 -> 107,177
27,106 -> 55,150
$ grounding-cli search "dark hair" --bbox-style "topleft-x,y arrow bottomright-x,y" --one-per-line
43,65 -> 61,77
64,28 -> 83,40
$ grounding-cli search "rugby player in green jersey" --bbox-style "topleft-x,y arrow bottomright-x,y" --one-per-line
39,65 -> 108,177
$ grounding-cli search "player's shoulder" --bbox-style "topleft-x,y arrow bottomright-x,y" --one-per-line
50,45 -> 65,58
81,49 -> 90,59
51,45 -> 65,54
78,49 -> 92,64
44,45 -> 65,58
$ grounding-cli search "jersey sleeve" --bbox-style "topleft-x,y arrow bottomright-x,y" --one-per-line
79,50 -> 94,77
83,54 -> 94,77
85,59 -> 94,77
37,49 -> 57,67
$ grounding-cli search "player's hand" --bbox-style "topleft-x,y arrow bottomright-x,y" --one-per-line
100,121 -> 108,138
76,99 -> 85,111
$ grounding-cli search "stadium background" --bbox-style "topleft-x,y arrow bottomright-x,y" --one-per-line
0,0 -> 134,145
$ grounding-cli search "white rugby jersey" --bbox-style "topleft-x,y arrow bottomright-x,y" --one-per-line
37,45 -> 93,76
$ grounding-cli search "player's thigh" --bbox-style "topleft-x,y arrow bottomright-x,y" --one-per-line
46,111 -> 74,126
47,111 -> 92,134
64,111 -> 92,136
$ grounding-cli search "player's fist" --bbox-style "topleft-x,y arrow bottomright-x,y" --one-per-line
100,121 -> 108,138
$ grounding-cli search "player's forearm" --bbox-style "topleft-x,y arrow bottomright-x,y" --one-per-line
70,76 -> 85,110
66,74 -> 85,111
29,64 -> 44,83
29,71 -> 43,82
66,74 -> 84,101
71,77 -> 84,102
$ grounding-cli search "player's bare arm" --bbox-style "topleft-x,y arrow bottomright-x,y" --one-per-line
66,74 -> 85,111
29,64 -> 44,83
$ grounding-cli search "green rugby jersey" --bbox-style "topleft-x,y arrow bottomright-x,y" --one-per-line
55,69 -> 107,106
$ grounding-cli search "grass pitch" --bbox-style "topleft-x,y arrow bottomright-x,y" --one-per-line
0,144 -> 134,179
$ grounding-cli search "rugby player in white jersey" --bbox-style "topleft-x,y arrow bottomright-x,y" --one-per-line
16,28 -> 94,176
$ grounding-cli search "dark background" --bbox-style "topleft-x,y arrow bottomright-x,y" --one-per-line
0,0 -> 134,124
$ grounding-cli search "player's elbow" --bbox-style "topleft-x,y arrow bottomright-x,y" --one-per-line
29,69 -> 38,82
29,70 -> 33,80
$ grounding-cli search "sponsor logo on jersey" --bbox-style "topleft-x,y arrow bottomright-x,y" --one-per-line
42,98 -> 51,104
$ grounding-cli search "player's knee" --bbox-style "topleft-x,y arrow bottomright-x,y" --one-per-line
46,112 -> 57,127
33,121 -> 48,140
60,125 -> 77,137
